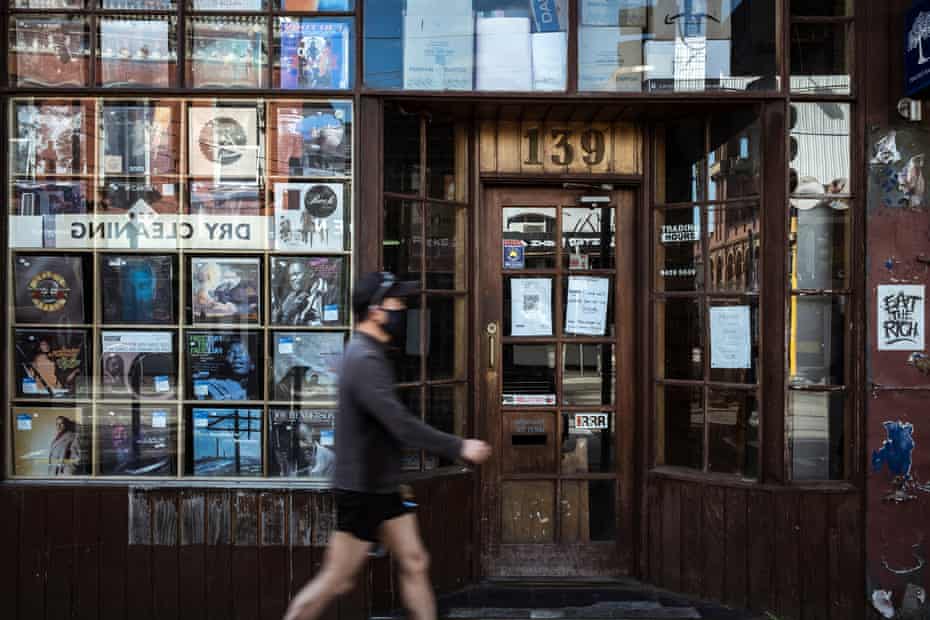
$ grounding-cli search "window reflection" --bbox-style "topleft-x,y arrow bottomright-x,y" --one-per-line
563,207 -> 615,270
658,384 -> 703,470
790,201 -> 850,291
561,412 -> 614,474
790,102 -> 851,194
503,207 -> 557,269
655,298 -> 703,381
790,22 -> 850,95
99,17 -> 177,88
10,15 -> 90,88
188,16 -> 268,89
707,388 -> 758,477
789,390 -> 844,480
789,295 -> 846,386
706,204 -> 760,293
502,344 -> 556,406
562,344 -> 614,406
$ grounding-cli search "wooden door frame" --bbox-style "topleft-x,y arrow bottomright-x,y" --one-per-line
474,179 -> 642,579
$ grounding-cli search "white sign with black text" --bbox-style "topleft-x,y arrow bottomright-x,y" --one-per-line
565,276 -> 609,336
710,305 -> 751,369
510,278 -> 553,336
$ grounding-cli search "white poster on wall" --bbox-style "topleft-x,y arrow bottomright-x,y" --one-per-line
565,276 -> 609,336
877,284 -> 925,351
510,278 -> 552,336
710,305 -> 751,369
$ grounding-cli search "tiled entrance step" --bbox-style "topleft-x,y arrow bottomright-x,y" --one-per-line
442,601 -> 701,618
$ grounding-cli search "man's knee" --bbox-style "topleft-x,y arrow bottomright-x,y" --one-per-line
397,548 -> 430,577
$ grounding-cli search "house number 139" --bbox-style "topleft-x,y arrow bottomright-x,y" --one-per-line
524,127 -> 607,167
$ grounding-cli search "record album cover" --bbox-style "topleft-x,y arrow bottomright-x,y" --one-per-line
273,103 -> 351,177
11,181 -> 89,249
99,178 -> 180,214
191,407 -> 263,476
14,329 -> 89,399
279,19 -> 351,89
97,406 -> 177,476
102,102 -> 178,175
272,332 -> 343,403
12,406 -> 88,476
13,102 -> 89,176
270,256 -> 346,326
269,408 -> 335,478
187,331 -> 262,401
100,254 -> 175,324
188,106 -> 260,178
100,331 -> 176,399
189,180 -> 263,215
273,182 -> 345,251
14,254 -> 86,324
191,257 -> 261,324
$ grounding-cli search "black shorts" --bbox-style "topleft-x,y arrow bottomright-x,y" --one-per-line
335,489 -> 413,543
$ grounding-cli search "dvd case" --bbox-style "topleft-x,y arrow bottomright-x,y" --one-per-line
13,101 -> 90,176
187,331 -> 262,401
268,408 -> 335,478
273,182 -> 346,251
272,332 -> 343,403
97,405 -> 177,476
190,257 -> 261,324
188,106 -> 260,179
100,331 -> 177,399
189,180 -> 264,215
100,254 -> 175,324
191,407 -> 263,476
14,329 -> 89,399
102,102 -> 178,176
12,406 -> 88,476
279,19 -> 351,89
14,254 -> 87,324
273,102 -> 351,177
270,256 -> 347,326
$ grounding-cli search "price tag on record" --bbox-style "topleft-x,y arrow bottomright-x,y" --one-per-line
17,414 -> 33,431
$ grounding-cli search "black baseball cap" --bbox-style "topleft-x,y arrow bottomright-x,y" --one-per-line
352,271 -> 418,318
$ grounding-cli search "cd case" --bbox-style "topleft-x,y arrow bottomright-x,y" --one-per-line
100,254 -> 176,324
191,407 -> 263,477
187,331 -> 262,401
271,332 -> 343,403
97,405 -> 177,476
14,329 -> 90,399
100,331 -> 177,400
268,408 -> 335,478
270,256 -> 347,326
14,254 -> 87,324
190,257 -> 261,324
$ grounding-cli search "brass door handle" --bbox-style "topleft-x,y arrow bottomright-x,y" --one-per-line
486,322 -> 498,370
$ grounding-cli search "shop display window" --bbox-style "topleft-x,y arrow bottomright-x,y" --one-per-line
98,16 -> 179,88
10,15 -> 91,88
188,16 -> 269,89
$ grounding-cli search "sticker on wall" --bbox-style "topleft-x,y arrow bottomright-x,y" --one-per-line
877,284 -> 925,351
869,126 -> 930,210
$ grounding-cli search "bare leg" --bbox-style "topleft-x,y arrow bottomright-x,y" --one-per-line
380,513 -> 436,620
284,531 -> 372,620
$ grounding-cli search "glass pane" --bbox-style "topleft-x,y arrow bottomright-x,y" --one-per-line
12,406 -> 89,477
13,253 -> 90,325
270,331 -> 343,403
102,101 -> 181,177
188,407 -> 263,477
189,180 -> 265,216
503,207 -> 557,269
269,101 -> 352,178
268,408 -> 335,479
186,331 -> 264,401
657,120 -> 705,203
274,17 -> 355,89
707,204 -> 760,293
502,344 -> 556,406
709,109 -> 761,200
388,295 -> 422,383
270,256 -> 348,327
707,388 -> 758,477
708,299 -> 758,384
561,411 -> 614,473
791,0 -> 852,16
562,344 -> 615,406
426,203 -> 466,290
425,384 -> 466,469
10,15 -> 90,88
191,0 -> 266,9
788,390 -> 845,480
501,481 -> 555,543
276,0 -> 354,10
789,102 -> 851,193
10,180 -> 90,250
563,206 -> 615,270
655,207 -> 701,292
14,329 -> 91,399
188,17 -> 268,89
502,411 -> 556,474
384,105 -> 421,194
427,117 -> 466,201
790,200 -> 850,291
563,276 -> 614,337
99,254 -> 177,325
15,1 -> 86,7
271,182 -> 349,251
99,17 -> 178,88
790,22 -> 850,95
655,298 -> 702,381
504,276 -> 554,337
383,200 -> 422,283
399,387 -> 422,471
789,295 -> 846,386
100,330 -> 178,400
101,0 -> 176,7
426,296 -> 466,381
657,384 -> 703,469
560,480 -> 616,543
98,406 -> 178,476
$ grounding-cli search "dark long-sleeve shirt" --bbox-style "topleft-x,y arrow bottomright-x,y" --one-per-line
332,332 -> 463,493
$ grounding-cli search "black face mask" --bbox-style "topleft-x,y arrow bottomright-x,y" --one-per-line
382,309 -> 406,345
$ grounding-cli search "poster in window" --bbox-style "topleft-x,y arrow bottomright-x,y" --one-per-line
272,102 -> 351,176
186,331 -> 262,401
99,18 -> 175,88
13,102 -> 90,176
564,276 -> 609,336
102,102 -> 178,176
11,16 -> 89,88
97,406 -> 177,476
273,182 -> 346,251
100,331 -> 176,400
272,332 -> 343,403
14,255 -> 87,325
190,257 -> 262,324
510,278 -> 553,336
100,255 -> 175,324
279,19 -> 351,89
12,406 -> 88,477
191,408 -> 263,477
270,256 -> 346,326
268,408 -> 335,478
189,180 -> 264,216
709,305 -> 751,369
14,329 -> 90,399
188,106 -> 260,179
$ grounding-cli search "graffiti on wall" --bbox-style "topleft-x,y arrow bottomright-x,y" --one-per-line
870,128 -> 930,210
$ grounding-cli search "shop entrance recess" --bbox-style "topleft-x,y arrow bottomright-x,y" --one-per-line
478,186 -> 635,578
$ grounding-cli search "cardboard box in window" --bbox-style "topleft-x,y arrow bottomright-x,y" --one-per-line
581,0 -> 647,28
648,0 -> 732,40
643,38 -> 731,91
578,26 -> 643,92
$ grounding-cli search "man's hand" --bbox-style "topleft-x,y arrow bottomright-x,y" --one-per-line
461,439 -> 491,464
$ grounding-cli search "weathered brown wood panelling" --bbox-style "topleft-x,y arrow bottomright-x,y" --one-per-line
0,472 -> 474,620
644,475 -> 863,620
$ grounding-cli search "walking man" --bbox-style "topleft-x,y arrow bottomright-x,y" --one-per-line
284,272 -> 491,620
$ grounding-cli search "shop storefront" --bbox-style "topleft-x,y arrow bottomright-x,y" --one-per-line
3,1 -> 921,619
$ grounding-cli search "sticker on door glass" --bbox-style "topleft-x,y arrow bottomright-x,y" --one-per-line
503,239 -> 526,269
565,276 -> 609,336
510,278 -> 552,336
573,412 -> 609,431
502,393 -> 556,406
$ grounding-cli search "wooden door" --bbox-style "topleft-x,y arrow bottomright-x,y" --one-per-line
478,186 -> 635,578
